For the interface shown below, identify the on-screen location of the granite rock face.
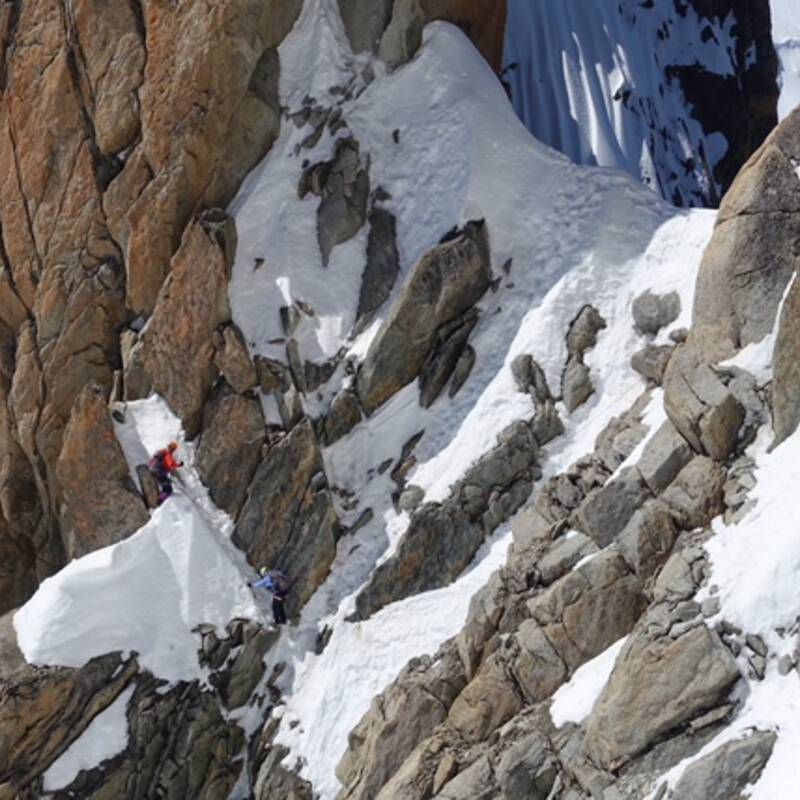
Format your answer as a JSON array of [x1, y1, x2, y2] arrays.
[[140, 210, 236, 438], [0, 0, 302, 604], [55, 383, 148, 560], [691, 107, 800, 362], [339, 0, 508, 71], [233, 420, 339, 615], [357, 221, 492, 415]]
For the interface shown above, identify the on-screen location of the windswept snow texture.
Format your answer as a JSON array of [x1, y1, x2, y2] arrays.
[[14, 398, 264, 684], [43, 685, 134, 792], [504, 0, 741, 207], [772, 0, 800, 118]]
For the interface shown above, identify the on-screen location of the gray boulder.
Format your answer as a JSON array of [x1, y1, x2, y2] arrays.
[[511, 354, 563, 444], [671, 731, 776, 800], [527, 549, 645, 672], [772, 272, 800, 446], [636, 420, 693, 495], [496, 731, 557, 800], [301, 138, 370, 266], [213, 623, 277, 710], [691, 107, 800, 361], [632, 290, 681, 336], [562, 359, 594, 412], [435, 754, 497, 800], [338, 0, 394, 53], [660, 456, 726, 530], [232, 420, 338, 614], [561, 305, 607, 413], [511, 619, 569, 702], [336, 646, 466, 800], [419, 310, 479, 408], [448, 344, 476, 399], [448, 651, 524, 742], [196, 384, 265, 518], [585, 625, 740, 769], [663, 347, 745, 460], [319, 389, 362, 447], [355, 207, 400, 330], [572, 467, 651, 548], [631, 344, 673, 384], [617, 499, 679, 582], [358, 221, 492, 414], [593, 394, 650, 471], [535, 532, 598, 586], [213, 324, 258, 394], [566, 305, 607, 355]]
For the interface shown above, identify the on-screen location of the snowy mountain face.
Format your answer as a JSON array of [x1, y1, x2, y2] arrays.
[[0, 1, 799, 799], [504, 0, 779, 207]]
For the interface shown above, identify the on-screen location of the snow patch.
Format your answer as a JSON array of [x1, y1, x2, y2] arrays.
[[43, 685, 135, 791], [550, 637, 627, 727]]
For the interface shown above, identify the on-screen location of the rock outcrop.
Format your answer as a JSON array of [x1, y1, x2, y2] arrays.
[[337, 287, 757, 799], [585, 624, 740, 769], [339, 0, 508, 71], [196, 383, 266, 519], [140, 210, 236, 437], [233, 420, 338, 614], [55, 383, 148, 560], [357, 221, 492, 415], [0, 0, 303, 605], [691, 106, 800, 361], [355, 418, 539, 619], [0, 617, 138, 797], [771, 273, 800, 446], [669, 730, 776, 800]]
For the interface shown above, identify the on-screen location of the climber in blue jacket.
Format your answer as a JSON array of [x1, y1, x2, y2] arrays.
[[249, 568, 290, 625]]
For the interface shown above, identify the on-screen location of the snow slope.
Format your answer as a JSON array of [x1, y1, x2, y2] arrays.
[[222, 5, 718, 793]]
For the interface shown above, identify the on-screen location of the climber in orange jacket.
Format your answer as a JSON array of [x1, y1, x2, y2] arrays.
[[149, 442, 184, 504]]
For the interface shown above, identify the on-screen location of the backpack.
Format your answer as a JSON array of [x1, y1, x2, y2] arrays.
[[148, 450, 166, 472], [269, 570, 290, 594]]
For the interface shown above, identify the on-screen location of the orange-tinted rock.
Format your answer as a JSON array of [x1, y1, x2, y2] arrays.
[[141, 210, 236, 436], [55, 383, 148, 560]]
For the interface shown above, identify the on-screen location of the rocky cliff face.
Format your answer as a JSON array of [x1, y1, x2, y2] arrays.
[[0, 0, 303, 615], [0, 1, 796, 799]]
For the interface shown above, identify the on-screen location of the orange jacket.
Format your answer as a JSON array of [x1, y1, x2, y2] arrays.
[[153, 449, 182, 473]]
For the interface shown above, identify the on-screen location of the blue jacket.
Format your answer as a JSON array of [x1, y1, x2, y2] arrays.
[[252, 572, 289, 597]]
